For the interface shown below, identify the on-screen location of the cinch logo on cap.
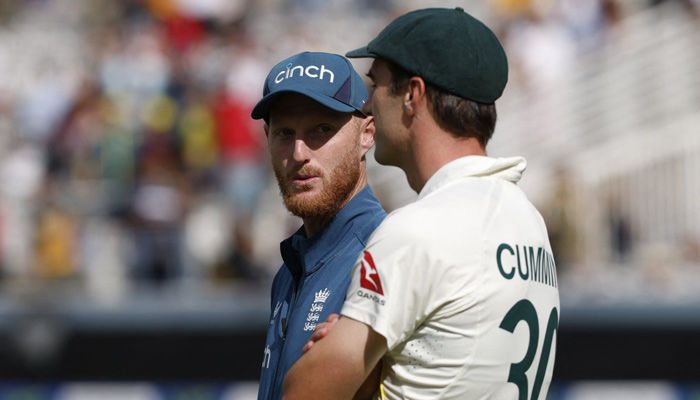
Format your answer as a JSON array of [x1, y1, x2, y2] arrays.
[[250, 51, 367, 122], [274, 63, 335, 84], [360, 251, 384, 295]]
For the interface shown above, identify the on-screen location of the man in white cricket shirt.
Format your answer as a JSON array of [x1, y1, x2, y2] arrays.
[[283, 8, 560, 400]]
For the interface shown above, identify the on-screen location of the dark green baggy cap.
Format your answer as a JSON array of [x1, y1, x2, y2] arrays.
[[346, 7, 508, 104]]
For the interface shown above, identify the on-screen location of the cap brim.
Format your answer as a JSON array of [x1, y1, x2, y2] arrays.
[[345, 47, 374, 58], [251, 89, 358, 121]]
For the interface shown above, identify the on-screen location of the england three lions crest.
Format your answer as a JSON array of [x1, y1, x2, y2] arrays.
[[304, 288, 330, 331]]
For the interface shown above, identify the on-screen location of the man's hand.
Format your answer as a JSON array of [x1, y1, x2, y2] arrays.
[[303, 313, 340, 354]]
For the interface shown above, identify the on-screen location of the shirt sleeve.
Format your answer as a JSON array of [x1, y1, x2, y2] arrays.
[[341, 215, 433, 350]]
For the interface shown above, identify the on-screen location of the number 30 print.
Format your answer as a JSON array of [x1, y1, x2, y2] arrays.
[[500, 300, 559, 400]]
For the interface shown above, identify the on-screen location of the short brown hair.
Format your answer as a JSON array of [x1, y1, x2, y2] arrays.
[[388, 61, 497, 148]]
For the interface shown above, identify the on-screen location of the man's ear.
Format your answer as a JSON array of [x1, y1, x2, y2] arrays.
[[264, 124, 270, 138], [403, 77, 427, 116], [359, 115, 375, 157]]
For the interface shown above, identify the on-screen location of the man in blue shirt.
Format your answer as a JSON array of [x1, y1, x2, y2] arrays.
[[251, 51, 386, 400]]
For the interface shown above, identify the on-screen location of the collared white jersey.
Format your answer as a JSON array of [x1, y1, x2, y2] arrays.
[[342, 156, 560, 400]]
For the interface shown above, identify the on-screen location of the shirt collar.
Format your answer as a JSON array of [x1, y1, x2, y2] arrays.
[[417, 156, 527, 201], [281, 185, 381, 278]]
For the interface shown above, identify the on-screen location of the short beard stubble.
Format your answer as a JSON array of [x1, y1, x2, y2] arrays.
[[274, 141, 362, 222]]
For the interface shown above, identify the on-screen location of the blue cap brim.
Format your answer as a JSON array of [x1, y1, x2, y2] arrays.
[[251, 89, 360, 122]]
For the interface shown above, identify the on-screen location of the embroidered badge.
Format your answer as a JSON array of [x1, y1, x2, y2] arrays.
[[304, 288, 330, 331]]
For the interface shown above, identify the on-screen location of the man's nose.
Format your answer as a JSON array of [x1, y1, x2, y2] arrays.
[[293, 138, 311, 163]]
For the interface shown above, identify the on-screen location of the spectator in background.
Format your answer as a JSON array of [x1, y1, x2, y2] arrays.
[[543, 166, 580, 271], [607, 190, 634, 264], [127, 131, 189, 284], [33, 203, 78, 279], [251, 51, 386, 400]]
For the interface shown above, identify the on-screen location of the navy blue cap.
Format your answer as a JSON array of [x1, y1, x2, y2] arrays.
[[251, 52, 368, 122]]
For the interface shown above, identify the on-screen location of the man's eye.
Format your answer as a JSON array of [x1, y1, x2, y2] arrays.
[[317, 125, 333, 134], [277, 129, 294, 137]]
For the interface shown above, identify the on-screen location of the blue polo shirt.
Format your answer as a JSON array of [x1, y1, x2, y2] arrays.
[[257, 185, 386, 400]]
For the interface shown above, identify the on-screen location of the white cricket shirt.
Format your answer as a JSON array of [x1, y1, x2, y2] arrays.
[[342, 156, 560, 400]]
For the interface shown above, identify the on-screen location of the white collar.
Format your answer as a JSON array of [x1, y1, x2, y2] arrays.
[[417, 156, 527, 200]]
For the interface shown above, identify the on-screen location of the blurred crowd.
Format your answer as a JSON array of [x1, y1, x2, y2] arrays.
[[0, 0, 691, 301], [0, 0, 282, 298]]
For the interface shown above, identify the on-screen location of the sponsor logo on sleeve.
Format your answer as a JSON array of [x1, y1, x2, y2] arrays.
[[357, 251, 385, 305], [360, 251, 384, 295]]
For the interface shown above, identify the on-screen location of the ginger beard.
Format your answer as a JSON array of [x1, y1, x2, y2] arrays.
[[273, 140, 361, 220]]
